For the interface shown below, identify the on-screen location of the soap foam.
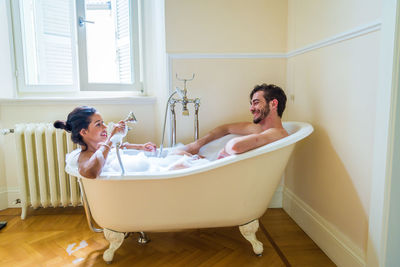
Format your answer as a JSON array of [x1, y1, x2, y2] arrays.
[[65, 134, 240, 177], [102, 150, 210, 174]]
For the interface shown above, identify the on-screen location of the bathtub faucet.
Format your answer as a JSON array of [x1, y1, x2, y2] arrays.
[[159, 74, 201, 157], [175, 73, 194, 116]]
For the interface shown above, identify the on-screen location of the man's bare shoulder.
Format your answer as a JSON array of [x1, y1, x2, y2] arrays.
[[260, 127, 289, 140], [227, 122, 263, 135]]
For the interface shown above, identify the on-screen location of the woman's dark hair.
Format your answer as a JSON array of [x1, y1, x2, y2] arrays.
[[54, 106, 97, 150], [250, 84, 287, 117]]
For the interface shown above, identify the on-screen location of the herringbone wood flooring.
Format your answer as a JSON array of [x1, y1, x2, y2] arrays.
[[0, 208, 335, 267]]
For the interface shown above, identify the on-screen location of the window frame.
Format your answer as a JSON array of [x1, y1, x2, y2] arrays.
[[76, 0, 143, 92], [10, 0, 143, 93], [11, 0, 80, 93]]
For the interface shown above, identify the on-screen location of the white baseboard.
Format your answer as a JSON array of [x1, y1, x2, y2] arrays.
[[283, 187, 365, 267], [0, 188, 8, 210], [268, 185, 283, 208], [6, 187, 21, 208]]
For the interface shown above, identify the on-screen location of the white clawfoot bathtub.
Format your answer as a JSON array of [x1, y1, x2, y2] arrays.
[[68, 121, 313, 263]]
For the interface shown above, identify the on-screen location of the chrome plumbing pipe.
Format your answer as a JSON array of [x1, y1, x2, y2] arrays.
[[194, 98, 200, 140], [78, 178, 103, 233], [159, 91, 178, 157], [1, 129, 14, 135], [168, 97, 201, 147], [158, 93, 201, 156], [114, 111, 137, 176], [159, 73, 200, 157], [170, 100, 177, 146], [115, 145, 125, 176]]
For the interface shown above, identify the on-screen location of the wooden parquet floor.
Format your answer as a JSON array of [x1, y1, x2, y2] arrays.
[[0, 208, 335, 267]]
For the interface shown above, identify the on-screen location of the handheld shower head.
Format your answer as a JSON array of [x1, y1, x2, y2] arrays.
[[124, 111, 137, 124], [110, 111, 136, 145]]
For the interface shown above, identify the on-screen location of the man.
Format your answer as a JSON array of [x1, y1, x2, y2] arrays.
[[183, 83, 288, 158]]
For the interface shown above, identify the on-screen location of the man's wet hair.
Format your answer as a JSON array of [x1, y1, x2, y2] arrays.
[[250, 84, 287, 117]]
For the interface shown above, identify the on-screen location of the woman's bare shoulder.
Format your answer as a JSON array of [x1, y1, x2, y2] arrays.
[[78, 150, 91, 161], [77, 151, 98, 178], [77, 150, 95, 168]]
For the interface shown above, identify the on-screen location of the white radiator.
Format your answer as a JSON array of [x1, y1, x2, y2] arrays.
[[14, 123, 81, 219]]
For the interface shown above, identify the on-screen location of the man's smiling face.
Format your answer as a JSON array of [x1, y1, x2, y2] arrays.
[[250, 91, 270, 124]]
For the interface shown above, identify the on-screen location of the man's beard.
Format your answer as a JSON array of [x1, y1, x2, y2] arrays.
[[253, 106, 270, 124]]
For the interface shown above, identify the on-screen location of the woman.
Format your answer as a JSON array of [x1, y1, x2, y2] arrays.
[[54, 106, 156, 178]]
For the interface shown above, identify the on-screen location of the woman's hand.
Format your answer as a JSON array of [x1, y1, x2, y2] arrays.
[[108, 121, 127, 145], [141, 142, 157, 152], [109, 121, 126, 137], [119, 142, 131, 149]]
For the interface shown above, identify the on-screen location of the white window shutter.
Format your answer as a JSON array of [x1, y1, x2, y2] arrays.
[[115, 0, 132, 84], [35, 0, 75, 85], [15, 0, 79, 92]]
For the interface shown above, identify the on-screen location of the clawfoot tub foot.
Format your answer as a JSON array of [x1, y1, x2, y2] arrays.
[[103, 228, 125, 263], [138, 231, 150, 244], [239, 219, 263, 256]]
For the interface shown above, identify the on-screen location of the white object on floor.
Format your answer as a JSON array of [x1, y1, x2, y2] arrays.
[[66, 240, 88, 256]]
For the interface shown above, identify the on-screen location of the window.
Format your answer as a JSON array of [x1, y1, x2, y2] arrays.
[[11, 0, 142, 93]]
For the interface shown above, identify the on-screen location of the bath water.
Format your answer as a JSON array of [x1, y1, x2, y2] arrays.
[[102, 148, 210, 173], [65, 134, 239, 177]]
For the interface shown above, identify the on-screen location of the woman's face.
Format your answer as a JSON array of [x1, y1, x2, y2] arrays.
[[80, 113, 108, 144]]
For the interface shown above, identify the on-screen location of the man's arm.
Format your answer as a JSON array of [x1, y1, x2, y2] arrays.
[[184, 122, 259, 155], [224, 128, 288, 155]]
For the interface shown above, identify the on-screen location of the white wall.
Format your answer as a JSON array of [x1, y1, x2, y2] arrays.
[[287, 0, 381, 51], [166, 0, 287, 53], [284, 0, 382, 265], [165, 0, 288, 144], [0, 108, 6, 209], [367, 1, 400, 265], [0, 0, 15, 99], [0, 0, 16, 209]]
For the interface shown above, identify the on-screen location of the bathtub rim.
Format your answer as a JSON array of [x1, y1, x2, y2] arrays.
[[92, 121, 313, 181]]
